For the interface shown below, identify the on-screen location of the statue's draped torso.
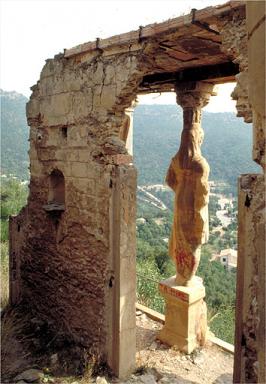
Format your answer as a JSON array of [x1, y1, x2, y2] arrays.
[[167, 154, 209, 284], [166, 81, 216, 286]]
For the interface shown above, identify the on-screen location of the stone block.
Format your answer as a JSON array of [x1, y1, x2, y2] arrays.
[[41, 94, 72, 126], [29, 146, 38, 160], [72, 90, 93, 117], [93, 85, 103, 108], [74, 178, 96, 196], [26, 99, 40, 120], [100, 86, 117, 109], [63, 71, 83, 92], [93, 62, 104, 84], [107, 154, 133, 165], [39, 76, 56, 97], [67, 125, 88, 147], [30, 160, 43, 176], [71, 162, 87, 178], [78, 151, 90, 162], [38, 149, 56, 161], [116, 67, 130, 84], [158, 276, 207, 353], [104, 64, 116, 85]]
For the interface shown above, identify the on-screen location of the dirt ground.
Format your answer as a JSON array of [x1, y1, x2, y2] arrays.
[[1, 308, 234, 384], [133, 312, 233, 384]]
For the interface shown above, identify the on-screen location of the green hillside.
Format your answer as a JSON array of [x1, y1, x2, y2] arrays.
[[133, 104, 260, 187], [0, 92, 260, 187], [0, 90, 29, 180]]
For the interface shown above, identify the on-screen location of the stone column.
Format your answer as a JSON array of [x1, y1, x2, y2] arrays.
[[107, 155, 137, 378], [234, 174, 265, 384], [233, 3, 265, 383], [158, 81, 216, 352]]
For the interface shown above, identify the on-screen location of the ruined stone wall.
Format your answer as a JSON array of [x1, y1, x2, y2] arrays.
[[247, 2, 266, 170], [219, 6, 252, 124], [233, 3, 265, 384], [10, 49, 146, 373], [246, 7, 266, 378], [235, 174, 265, 383]]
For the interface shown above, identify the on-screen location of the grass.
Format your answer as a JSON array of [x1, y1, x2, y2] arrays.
[[1, 241, 9, 308], [1, 306, 32, 381]]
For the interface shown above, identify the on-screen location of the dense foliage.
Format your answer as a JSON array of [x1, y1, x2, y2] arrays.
[[1, 179, 28, 242], [0, 179, 28, 307]]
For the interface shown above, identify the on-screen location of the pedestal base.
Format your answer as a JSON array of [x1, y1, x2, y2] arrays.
[[158, 276, 207, 354]]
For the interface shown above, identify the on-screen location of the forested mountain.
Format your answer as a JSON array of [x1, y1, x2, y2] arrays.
[[0, 90, 29, 180], [134, 105, 261, 187], [0, 91, 260, 186]]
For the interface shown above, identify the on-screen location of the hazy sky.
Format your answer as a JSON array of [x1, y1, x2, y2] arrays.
[[0, 0, 236, 112]]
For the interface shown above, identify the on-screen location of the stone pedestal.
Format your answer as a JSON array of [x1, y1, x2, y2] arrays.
[[158, 276, 207, 353]]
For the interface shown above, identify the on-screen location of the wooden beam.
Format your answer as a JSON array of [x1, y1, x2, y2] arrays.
[[140, 62, 239, 88], [64, 2, 245, 58]]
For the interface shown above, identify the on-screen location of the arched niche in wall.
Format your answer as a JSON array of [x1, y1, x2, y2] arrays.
[[43, 169, 65, 212], [48, 169, 65, 204]]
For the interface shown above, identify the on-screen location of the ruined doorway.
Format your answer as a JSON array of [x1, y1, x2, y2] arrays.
[[130, 82, 258, 351]]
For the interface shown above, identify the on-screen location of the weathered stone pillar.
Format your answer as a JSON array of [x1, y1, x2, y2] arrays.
[[106, 155, 137, 378], [234, 174, 265, 383], [233, 3, 265, 383], [158, 81, 216, 352]]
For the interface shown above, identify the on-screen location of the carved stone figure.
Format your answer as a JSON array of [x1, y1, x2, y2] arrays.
[[166, 82, 216, 286]]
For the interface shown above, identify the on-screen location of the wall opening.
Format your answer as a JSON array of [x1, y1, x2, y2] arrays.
[[48, 169, 65, 205], [61, 126, 68, 139], [130, 82, 258, 347]]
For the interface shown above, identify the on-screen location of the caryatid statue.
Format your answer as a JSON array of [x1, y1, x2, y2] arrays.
[[166, 82, 216, 287]]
